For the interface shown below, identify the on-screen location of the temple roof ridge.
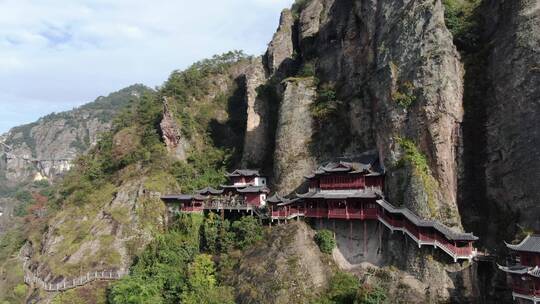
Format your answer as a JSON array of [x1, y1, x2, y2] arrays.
[[225, 169, 261, 177], [498, 264, 540, 278], [197, 186, 224, 195], [305, 151, 384, 179], [505, 234, 540, 253], [236, 185, 270, 193]]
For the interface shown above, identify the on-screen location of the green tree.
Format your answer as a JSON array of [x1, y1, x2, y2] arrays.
[[108, 277, 162, 304], [201, 213, 236, 253], [314, 271, 360, 304], [314, 229, 336, 254], [355, 283, 388, 304], [231, 216, 263, 249], [181, 254, 235, 304]]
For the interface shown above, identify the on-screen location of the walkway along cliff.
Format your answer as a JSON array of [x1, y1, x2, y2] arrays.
[[162, 152, 479, 263]]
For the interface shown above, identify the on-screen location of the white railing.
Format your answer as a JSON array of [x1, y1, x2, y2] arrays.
[[23, 261, 128, 292]]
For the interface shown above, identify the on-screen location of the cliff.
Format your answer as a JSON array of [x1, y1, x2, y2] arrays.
[[482, 0, 539, 244], [3, 0, 538, 303]]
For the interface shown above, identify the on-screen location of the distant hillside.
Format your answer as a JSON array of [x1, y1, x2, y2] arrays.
[[0, 84, 153, 186]]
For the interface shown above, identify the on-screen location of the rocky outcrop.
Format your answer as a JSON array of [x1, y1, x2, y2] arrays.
[[369, 0, 464, 227], [160, 97, 189, 161], [260, 0, 469, 301], [0, 85, 151, 184], [484, 0, 540, 234], [273, 78, 318, 195], [226, 221, 334, 304], [265, 9, 295, 75], [240, 58, 270, 167], [27, 178, 163, 283]]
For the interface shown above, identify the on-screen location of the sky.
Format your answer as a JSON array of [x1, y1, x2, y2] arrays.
[[0, 0, 294, 133]]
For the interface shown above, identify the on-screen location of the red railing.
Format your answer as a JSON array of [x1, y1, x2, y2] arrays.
[[512, 285, 540, 297], [328, 209, 348, 219], [289, 207, 301, 215], [419, 230, 435, 242], [276, 202, 474, 259], [347, 208, 362, 218], [305, 208, 328, 218], [181, 206, 203, 212], [363, 208, 379, 219], [271, 210, 288, 217]]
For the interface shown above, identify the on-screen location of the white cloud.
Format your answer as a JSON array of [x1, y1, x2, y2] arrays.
[[0, 0, 294, 133]]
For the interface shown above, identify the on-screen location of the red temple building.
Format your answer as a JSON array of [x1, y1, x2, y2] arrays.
[[162, 153, 478, 262], [161, 194, 206, 214], [162, 169, 269, 214], [499, 235, 540, 303], [267, 155, 478, 262]]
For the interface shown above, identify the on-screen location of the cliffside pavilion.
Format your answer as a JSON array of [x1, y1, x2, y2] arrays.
[[162, 154, 478, 262], [161, 169, 269, 215], [499, 235, 540, 303], [267, 155, 477, 262]]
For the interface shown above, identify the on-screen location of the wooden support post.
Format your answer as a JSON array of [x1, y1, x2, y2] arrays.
[[379, 221, 382, 254], [349, 220, 352, 251], [363, 220, 367, 256], [220, 207, 225, 239], [333, 219, 336, 239]]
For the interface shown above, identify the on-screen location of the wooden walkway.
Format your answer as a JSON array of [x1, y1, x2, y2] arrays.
[[23, 261, 128, 292]]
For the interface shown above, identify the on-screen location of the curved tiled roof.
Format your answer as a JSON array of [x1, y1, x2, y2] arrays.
[[161, 194, 193, 200], [267, 194, 300, 206], [498, 264, 529, 275], [198, 187, 224, 195], [161, 194, 207, 201], [236, 186, 270, 193], [505, 235, 540, 253], [304, 152, 384, 179], [226, 169, 261, 177], [499, 265, 540, 278], [267, 193, 286, 204], [296, 189, 380, 200]]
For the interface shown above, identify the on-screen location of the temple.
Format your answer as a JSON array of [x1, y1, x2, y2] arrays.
[[267, 155, 477, 262], [499, 235, 540, 303], [161, 169, 269, 215], [162, 153, 478, 262]]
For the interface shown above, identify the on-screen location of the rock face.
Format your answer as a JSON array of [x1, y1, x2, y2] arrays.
[[257, 0, 468, 301], [226, 221, 334, 304], [240, 58, 270, 167], [265, 9, 295, 75], [160, 97, 189, 161], [0, 84, 151, 184], [262, 0, 463, 224], [483, 0, 540, 234], [273, 78, 318, 194], [26, 178, 163, 283]]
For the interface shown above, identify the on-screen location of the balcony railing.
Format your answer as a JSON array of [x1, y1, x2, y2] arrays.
[[181, 206, 203, 212], [512, 286, 540, 297], [204, 198, 251, 210]]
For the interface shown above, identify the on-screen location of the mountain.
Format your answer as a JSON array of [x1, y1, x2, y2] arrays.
[[1, 0, 538, 303], [0, 84, 153, 186]]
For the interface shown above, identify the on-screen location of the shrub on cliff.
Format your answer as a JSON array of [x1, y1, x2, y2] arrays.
[[355, 283, 388, 304], [314, 271, 360, 304], [231, 216, 263, 250], [314, 229, 335, 254]]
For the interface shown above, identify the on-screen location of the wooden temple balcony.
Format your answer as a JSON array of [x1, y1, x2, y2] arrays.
[[180, 206, 204, 213], [204, 198, 253, 211], [512, 283, 540, 304], [512, 285, 540, 297]]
